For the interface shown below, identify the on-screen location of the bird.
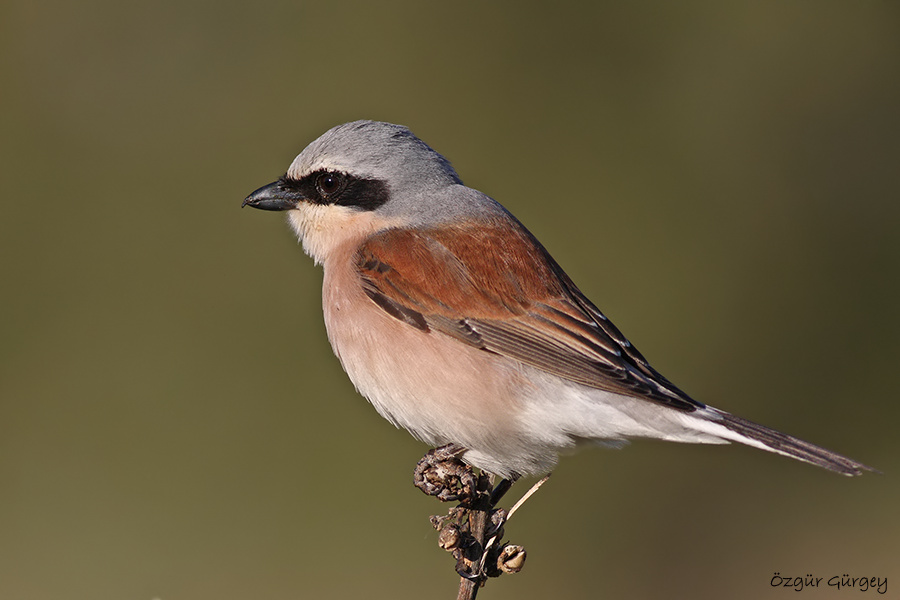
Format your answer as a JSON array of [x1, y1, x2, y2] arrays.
[[243, 119, 872, 481]]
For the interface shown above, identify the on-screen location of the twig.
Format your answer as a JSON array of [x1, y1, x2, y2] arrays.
[[456, 482, 492, 600], [415, 446, 532, 599]]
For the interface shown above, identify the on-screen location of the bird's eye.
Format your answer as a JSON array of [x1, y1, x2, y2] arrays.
[[316, 172, 343, 197]]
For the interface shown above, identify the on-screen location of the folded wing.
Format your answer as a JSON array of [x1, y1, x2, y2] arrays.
[[355, 221, 703, 412]]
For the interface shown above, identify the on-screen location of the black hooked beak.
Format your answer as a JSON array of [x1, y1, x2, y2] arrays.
[[242, 180, 302, 211]]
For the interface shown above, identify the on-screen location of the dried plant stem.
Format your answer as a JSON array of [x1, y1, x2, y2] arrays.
[[456, 486, 492, 600], [415, 446, 532, 599]]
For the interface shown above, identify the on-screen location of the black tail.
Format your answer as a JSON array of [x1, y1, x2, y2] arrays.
[[709, 408, 876, 476]]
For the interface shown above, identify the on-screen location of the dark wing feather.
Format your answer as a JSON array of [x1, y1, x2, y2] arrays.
[[355, 221, 703, 412]]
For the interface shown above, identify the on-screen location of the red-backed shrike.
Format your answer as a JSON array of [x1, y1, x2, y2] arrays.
[[244, 120, 871, 480]]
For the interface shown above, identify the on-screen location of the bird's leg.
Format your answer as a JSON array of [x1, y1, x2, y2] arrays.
[[488, 476, 517, 507]]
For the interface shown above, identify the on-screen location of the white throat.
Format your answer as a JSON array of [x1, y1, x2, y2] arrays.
[[286, 203, 402, 265]]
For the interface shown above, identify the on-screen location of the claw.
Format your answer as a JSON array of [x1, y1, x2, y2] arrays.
[[455, 558, 482, 581]]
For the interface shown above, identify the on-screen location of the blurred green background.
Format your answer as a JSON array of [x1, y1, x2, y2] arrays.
[[2, 1, 898, 599]]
